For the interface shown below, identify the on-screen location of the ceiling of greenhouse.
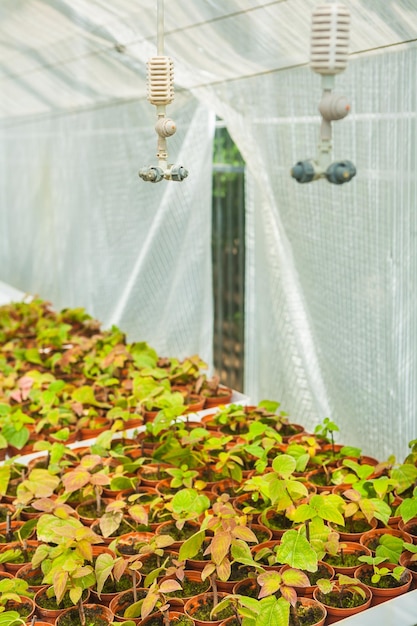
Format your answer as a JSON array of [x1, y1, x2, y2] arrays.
[[1, 0, 417, 123]]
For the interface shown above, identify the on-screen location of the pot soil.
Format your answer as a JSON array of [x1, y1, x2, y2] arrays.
[[313, 583, 372, 624], [290, 597, 326, 626], [184, 593, 235, 626], [4, 597, 35, 621]]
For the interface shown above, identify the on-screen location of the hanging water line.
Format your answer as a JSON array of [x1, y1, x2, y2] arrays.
[[138, 0, 188, 183]]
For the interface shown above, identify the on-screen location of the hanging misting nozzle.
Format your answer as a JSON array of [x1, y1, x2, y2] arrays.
[[291, 1, 356, 184], [139, 1, 188, 183]]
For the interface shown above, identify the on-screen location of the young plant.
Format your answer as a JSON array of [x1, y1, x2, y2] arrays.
[[32, 512, 101, 626], [98, 499, 149, 539], [244, 454, 309, 519], [123, 579, 182, 624], [315, 574, 368, 608], [314, 417, 339, 455], [211, 565, 312, 626], [179, 494, 259, 605], [357, 554, 407, 586], [0, 578, 33, 624], [61, 453, 110, 516], [339, 485, 392, 527]]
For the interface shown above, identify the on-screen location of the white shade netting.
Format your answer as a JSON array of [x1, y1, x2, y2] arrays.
[[1, 0, 417, 461]]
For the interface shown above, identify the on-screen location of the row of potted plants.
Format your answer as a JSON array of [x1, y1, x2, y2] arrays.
[[0, 298, 234, 458], [0, 298, 416, 626], [0, 404, 415, 626]]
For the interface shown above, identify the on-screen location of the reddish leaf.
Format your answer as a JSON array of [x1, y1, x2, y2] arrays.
[[211, 531, 231, 565], [159, 580, 182, 594], [62, 469, 91, 493], [53, 570, 68, 604], [280, 585, 298, 607]]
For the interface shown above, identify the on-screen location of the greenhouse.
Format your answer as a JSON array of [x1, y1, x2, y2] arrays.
[[0, 2, 417, 625]]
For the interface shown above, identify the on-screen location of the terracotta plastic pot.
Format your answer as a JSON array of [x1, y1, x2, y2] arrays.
[[313, 582, 372, 625], [159, 569, 211, 611], [15, 563, 47, 592], [232, 577, 259, 597], [203, 386, 233, 408], [54, 603, 114, 626], [112, 531, 155, 557], [34, 586, 90, 623], [354, 562, 413, 605], [75, 498, 114, 526], [109, 588, 151, 623], [257, 509, 298, 539], [79, 418, 111, 440], [399, 550, 417, 584], [359, 527, 413, 553], [250, 540, 282, 571], [137, 463, 173, 487], [332, 515, 378, 542], [398, 517, 417, 544], [291, 596, 327, 626], [322, 541, 372, 575], [0, 539, 40, 574], [3, 596, 35, 623]]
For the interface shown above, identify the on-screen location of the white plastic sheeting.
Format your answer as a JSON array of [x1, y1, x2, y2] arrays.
[[0, 97, 215, 362], [1, 1, 417, 460]]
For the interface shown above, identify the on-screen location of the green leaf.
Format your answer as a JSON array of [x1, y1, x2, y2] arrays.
[[178, 530, 205, 561], [276, 530, 318, 572], [375, 534, 404, 564], [271, 455, 297, 478], [369, 499, 392, 526], [72, 385, 110, 407], [2, 424, 29, 449], [69, 586, 82, 605], [257, 596, 290, 626], [95, 553, 115, 596], [0, 611, 23, 626], [123, 601, 143, 619], [171, 488, 210, 516], [391, 464, 417, 494], [36, 514, 83, 544], [231, 539, 257, 567], [109, 476, 135, 492], [396, 498, 417, 524], [0, 465, 11, 495]]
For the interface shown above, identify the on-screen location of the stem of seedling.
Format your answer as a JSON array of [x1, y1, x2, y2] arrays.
[[78, 596, 86, 626], [211, 572, 218, 608], [95, 485, 101, 516], [6, 512, 13, 543], [162, 606, 171, 626], [132, 570, 137, 603], [305, 519, 311, 543]]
